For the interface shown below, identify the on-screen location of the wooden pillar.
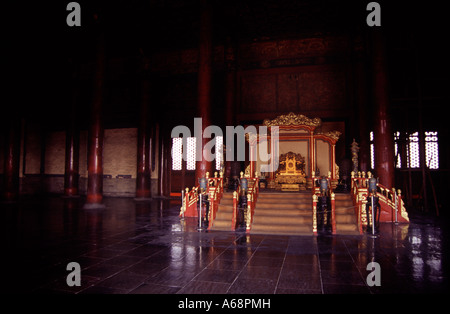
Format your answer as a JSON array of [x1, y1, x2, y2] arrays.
[[158, 126, 170, 198], [331, 144, 336, 179], [195, 0, 213, 184], [354, 47, 371, 172], [64, 119, 80, 197], [249, 138, 256, 178], [310, 132, 315, 177], [136, 58, 152, 199], [84, 18, 105, 209], [64, 66, 80, 197], [163, 136, 171, 197], [371, 29, 395, 189], [2, 118, 20, 202], [224, 36, 236, 127], [158, 125, 163, 197], [224, 36, 236, 181]]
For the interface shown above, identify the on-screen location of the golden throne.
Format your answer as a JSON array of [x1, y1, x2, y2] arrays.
[[275, 151, 307, 191]]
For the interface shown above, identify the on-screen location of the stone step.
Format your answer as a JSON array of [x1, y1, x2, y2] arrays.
[[335, 213, 357, 224], [250, 223, 312, 235], [255, 202, 312, 210], [257, 193, 311, 200], [253, 214, 312, 225], [252, 207, 311, 216]]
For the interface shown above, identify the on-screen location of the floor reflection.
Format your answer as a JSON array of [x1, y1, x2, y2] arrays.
[[0, 196, 448, 294]]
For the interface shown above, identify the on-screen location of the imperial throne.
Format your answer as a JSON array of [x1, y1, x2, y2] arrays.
[[274, 151, 307, 191]]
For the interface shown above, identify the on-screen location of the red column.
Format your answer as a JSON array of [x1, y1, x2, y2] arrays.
[[136, 59, 152, 199], [372, 29, 395, 189], [2, 119, 20, 202], [354, 47, 370, 172], [195, 0, 213, 184], [64, 121, 79, 197], [84, 20, 105, 209], [158, 127, 170, 198], [64, 69, 80, 197], [224, 36, 236, 181], [224, 36, 236, 127], [163, 136, 171, 197]]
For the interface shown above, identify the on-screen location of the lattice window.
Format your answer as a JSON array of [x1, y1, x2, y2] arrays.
[[425, 131, 439, 169], [171, 138, 182, 170], [407, 132, 420, 168], [370, 131, 375, 170], [369, 131, 439, 170], [394, 131, 401, 168], [215, 136, 223, 171], [186, 137, 196, 170]]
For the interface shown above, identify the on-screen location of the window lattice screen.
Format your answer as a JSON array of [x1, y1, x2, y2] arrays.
[[407, 132, 420, 168], [171, 138, 182, 170], [215, 136, 223, 171], [370, 131, 439, 170], [186, 137, 196, 170], [394, 131, 401, 168], [425, 131, 439, 169]]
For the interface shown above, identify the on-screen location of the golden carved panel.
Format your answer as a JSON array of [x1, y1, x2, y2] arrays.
[[263, 112, 321, 127]]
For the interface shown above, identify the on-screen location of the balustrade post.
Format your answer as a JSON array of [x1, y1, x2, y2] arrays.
[[361, 193, 368, 228], [331, 192, 336, 234], [246, 193, 252, 232], [398, 189, 404, 221], [180, 189, 185, 218], [312, 194, 318, 235], [232, 191, 238, 230], [393, 188, 398, 223], [357, 194, 363, 234], [198, 193, 204, 231]]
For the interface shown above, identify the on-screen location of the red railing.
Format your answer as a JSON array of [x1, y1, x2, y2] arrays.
[[230, 171, 260, 232], [350, 171, 409, 234], [179, 171, 224, 226], [350, 173, 368, 234], [207, 173, 224, 229]]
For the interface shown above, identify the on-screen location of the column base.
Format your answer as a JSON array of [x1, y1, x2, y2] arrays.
[[134, 197, 153, 202], [82, 202, 106, 210], [62, 194, 81, 199]]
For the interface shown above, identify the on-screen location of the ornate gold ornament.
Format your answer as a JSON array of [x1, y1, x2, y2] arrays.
[[315, 130, 341, 140], [263, 112, 322, 127], [274, 151, 307, 191]]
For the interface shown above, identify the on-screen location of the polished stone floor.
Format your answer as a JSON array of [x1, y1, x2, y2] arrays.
[[1, 196, 449, 294]]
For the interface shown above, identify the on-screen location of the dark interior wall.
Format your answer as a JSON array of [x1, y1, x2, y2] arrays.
[[1, 1, 448, 209]]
